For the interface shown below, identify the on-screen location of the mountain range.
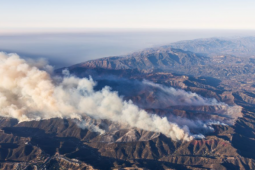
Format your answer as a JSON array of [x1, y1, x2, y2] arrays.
[[1, 37, 255, 169]]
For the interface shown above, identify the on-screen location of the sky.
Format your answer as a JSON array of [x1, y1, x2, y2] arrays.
[[1, 0, 255, 67], [1, 0, 255, 33]]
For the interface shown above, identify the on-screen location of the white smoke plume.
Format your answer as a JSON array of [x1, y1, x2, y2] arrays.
[[75, 119, 106, 135], [143, 80, 218, 105], [142, 80, 243, 124], [0, 52, 194, 141]]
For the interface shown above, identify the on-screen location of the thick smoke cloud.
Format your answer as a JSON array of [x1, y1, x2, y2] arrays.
[[0, 53, 242, 141], [0, 52, 193, 141]]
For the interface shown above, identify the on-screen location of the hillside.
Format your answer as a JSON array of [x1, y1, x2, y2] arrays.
[[72, 48, 208, 71]]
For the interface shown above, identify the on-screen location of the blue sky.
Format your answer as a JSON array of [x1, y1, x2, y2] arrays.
[[1, 0, 255, 33]]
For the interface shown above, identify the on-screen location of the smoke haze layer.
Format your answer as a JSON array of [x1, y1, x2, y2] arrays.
[[0, 53, 242, 141]]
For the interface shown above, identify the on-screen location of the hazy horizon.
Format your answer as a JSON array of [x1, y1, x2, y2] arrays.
[[1, 29, 255, 68]]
